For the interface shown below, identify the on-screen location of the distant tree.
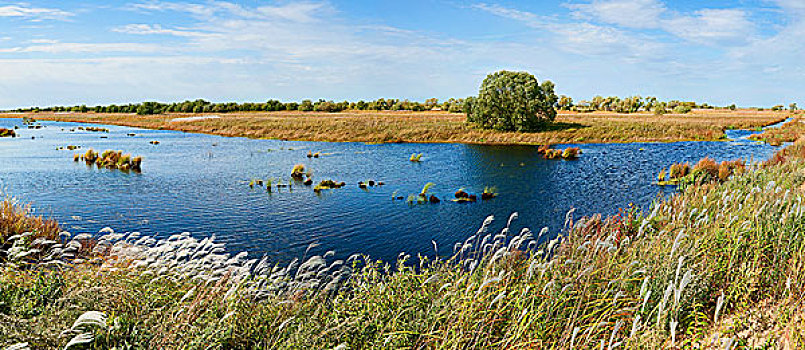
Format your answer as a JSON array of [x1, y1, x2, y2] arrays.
[[424, 98, 439, 110], [298, 100, 314, 112], [728, 104, 737, 111], [557, 95, 574, 111], [653, 102, 668, 115], [467, 70, 557, 132], [791, 103, 798, 111], [673, 105, 692, 114], [771, 105, 784, 111]]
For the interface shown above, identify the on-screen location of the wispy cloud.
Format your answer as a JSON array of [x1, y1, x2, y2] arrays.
[[0, 4, 73, 21], [664, 9, 755, 46], [112, 24, 214, 38], [0, 42, 162, 54], [567, 0, 665, 29], [473, 2, 663, 59]]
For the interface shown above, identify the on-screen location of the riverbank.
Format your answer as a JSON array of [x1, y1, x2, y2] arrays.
[[4, 138, 805, 348], [4, 109, 790, 145]]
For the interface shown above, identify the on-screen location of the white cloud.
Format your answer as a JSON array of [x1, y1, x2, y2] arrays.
[[664, 9, 755, 45], [130, 1, 331, 22], [0, 42, 162, 54], [471, 3, 543, 24], [0, 4, 73, 21], [473, 2, 663, 59], [28, 39, 59, 44], [565, 1, 756, 46], [112, 24, 213, 37], [567, 0, 666, 29]]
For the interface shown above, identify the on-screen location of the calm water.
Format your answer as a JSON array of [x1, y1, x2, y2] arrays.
[[0, 118, 780, 262]]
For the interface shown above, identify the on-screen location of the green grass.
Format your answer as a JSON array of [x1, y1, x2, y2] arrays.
[[4, 144, 805, 348]]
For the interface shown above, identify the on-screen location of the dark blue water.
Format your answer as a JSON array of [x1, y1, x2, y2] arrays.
[[0, 117, 780, 263]]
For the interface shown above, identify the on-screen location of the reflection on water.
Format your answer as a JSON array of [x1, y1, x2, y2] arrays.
[[0, 118, 780, 263]]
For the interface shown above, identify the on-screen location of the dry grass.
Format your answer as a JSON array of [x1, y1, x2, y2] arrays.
[[0, 195, 60, 244], [750, 116, 805, 145], [9, 109, 788, 145]]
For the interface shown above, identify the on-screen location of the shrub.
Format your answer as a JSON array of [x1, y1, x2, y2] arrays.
[[693, 157, 719, 179], [562, 147, 580, 159], [673, 105, 692, 114], [668, 162, 690, 179]]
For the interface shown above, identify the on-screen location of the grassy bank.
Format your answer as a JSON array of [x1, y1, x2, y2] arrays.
[[4, 139, 805, 348], [8, 109, 789, 145]]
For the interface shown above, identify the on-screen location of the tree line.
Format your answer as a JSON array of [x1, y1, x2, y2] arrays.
[[8, 94, 796, 117], [11, 98, 469, 115]]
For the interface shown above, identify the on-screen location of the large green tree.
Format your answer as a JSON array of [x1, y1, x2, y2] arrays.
[[467, 70, 557, 132]]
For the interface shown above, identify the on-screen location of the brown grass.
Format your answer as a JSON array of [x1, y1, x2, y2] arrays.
[[0, 195, 60, 243], [750, 115, 805, 145], [5, 109, 788, 145]]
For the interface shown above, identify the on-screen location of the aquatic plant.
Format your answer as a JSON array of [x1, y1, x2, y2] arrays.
[[658, 167, 666, 182], [537, 144, 551, 154], [562, 147, 580, 159], [291, 164, 306, 179], [410, 153, 423, 162], [313, 179, 344, 193], [149, 140, 160, 145], [668, 162, 690, 179], [82, 149, 98, 163], [0, 128, 17, 137], [420, 182, 435, 196], [481, 186, 498, 200], [75, 149, 142, 171], [84, 127, 109, 132]]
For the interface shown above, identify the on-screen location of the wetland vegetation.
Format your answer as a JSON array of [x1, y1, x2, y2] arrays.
[[5, 137, 805, 347], [75, 149, 142, 172]]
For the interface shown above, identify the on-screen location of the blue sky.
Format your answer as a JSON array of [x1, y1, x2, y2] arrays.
[[0, 0, 803, 109]]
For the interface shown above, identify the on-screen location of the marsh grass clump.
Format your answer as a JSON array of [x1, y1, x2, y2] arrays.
[[409, 153, 423, 162], [405, 182, 438, 204], [692, 157, 719, 179], [668, 162, 690, 179], [291, 164, 306, 179], [313, 179, 344, 193], [481, 186, 498, 200], [718, 159, 746, 181], [562, 147, 580, 159], [82, 149, 98, 163], [660, 158, 745, 186], [75, 149, 142, 171], [540, 145, 581, 159], [452, 188, 477, 203], [84, 127, 109, 133], [0, 128, 16, 137]]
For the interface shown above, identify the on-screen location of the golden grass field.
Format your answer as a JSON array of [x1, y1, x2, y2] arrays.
[[9, 109, 792, 144]]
